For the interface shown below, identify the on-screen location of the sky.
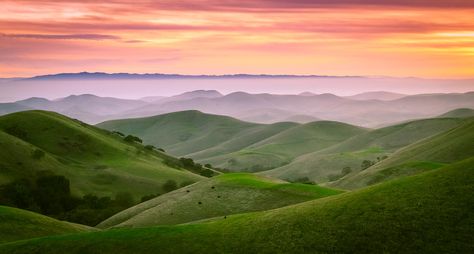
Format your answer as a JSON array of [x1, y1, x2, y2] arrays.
[[1, 0, 474, 78]]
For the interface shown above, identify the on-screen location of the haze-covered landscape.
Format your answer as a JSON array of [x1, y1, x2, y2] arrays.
[[1, 0, 473, 253]]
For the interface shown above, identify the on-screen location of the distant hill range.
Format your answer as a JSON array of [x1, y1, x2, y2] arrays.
[[1, 90, 473, 127], [98, 109, 474, 188], [25, 72, 361, 80]]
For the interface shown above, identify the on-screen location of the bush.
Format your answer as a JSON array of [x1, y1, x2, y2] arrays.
[[200, 169, 214, 177], [361, 160, 375, 170], [291, 177, 316, 185], [112, 131, 125, 137], [124, 135, 142, 143], [144, 145, 155, 151]]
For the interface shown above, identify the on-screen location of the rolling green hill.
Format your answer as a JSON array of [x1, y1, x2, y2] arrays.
[[437, 108, 474, 118], [202, 121, 367, 170], [0, 206, 94, 244], [97, 110, 263, 156], [1, 157, 472, 253], [334, 117, 474, 189], [98, 111, 366, 171], [98, 173, 343, 228], [261, 117, 466, 183], [0, 110, 203, 200]]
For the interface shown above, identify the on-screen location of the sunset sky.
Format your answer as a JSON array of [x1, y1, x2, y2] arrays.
[[1, 0, 474, 78]]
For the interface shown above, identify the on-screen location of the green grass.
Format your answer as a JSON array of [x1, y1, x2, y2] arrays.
[[97, 173, 343, 228], [262, 117, 466, 183], [97, 110, 262, 156], [98, 111, 367, 171], [2, 157, 472, 253], [0, 206, 95, 244], [335, 117, 474, 189], [210, 121, 367, 170], [0, 110, 203, 199]]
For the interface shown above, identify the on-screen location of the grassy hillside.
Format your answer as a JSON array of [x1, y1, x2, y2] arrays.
[[2, 158, 472, 253], [0, 206, 94, 244], [97, 110, 262, 156], [98, 173, 343, 228], [438, 108, 474, 118], [185, 121, 298, 164], [0, 110, 203, 199], [262, 117, 465, 182], [98, 111, 366, 171], [203, 121, 367, 170], [334, 117, 474, 189]]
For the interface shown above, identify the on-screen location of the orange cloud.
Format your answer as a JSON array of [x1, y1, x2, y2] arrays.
[[0, 0, 473, 78]]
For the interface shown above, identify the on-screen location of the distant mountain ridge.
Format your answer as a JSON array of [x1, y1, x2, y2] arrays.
[[346, 91, 407, 101], [1, 91, 473, 126], [25, 72, 363, 80]]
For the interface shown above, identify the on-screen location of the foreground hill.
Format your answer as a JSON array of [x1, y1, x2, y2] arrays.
[[261, 117, 465, 182], [0, 110, 203, 199], [98, 173, 343, 228], [2, 158, 472, 253], [334, 117, 474, 189], [0, 206, 94, 244]]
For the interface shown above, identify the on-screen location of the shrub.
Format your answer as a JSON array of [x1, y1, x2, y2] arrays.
[[144, 145, 155, 151], [112, 131, 125, 137], [361, 160, 375, 170], [124, 135, 142, 143]]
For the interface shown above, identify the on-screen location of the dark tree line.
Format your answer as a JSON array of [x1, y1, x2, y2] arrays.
[[0, 175, 138, 226], [164, 157, 216, 177]]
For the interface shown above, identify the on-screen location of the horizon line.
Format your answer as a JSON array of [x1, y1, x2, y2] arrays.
[[2, 71, 474, 80]]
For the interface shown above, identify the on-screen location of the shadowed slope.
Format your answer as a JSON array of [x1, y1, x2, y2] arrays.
[[0, 206, 94, 244], [98, 173, 343, 228], [0, 111, 203, 199]]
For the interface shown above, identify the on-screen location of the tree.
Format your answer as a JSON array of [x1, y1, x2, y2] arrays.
[[124, 135, 142, 143], [144, 145, 155, 151], [342, 166, 352, 175], [35, 175, 72, 214], [0, 179, 36, 210], [179, 157, 195, 168], [112, 131, 125, 137], [361, 160, 374, 170], [163, 180, 178, 193], [200, 169, 214, 177], [204, 163, 212, 169]]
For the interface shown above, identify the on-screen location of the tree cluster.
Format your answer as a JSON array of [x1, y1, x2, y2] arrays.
[[0, 175, 138, 226]]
